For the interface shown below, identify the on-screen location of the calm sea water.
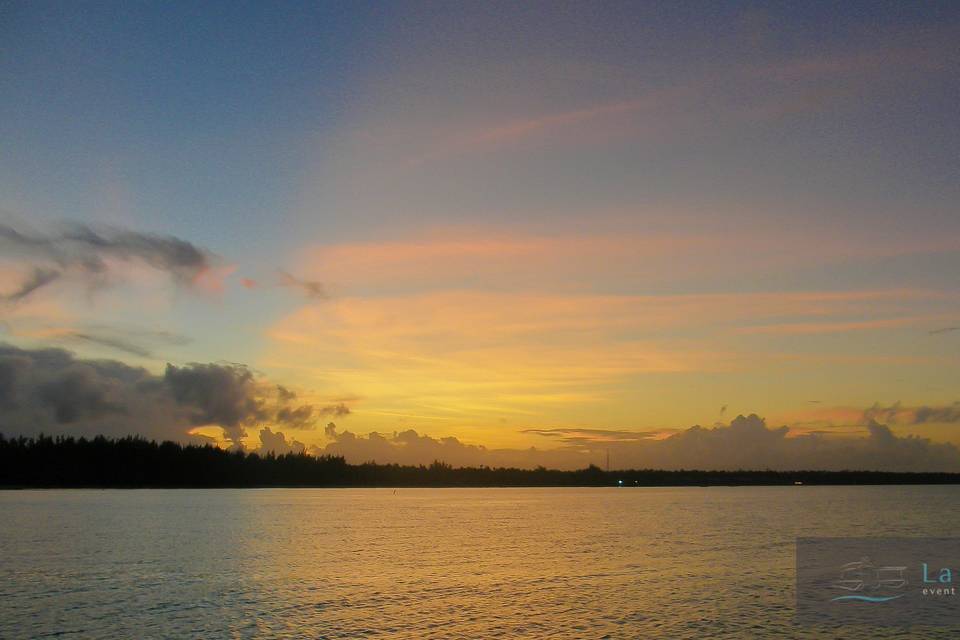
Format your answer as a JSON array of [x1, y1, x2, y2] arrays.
[[1, 486, 958, 639]]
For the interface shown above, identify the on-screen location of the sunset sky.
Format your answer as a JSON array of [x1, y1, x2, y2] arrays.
[[2, 2, 959, 469]]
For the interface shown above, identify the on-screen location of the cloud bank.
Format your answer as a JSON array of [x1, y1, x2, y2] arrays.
[[2, 343, 958, 471], [0, 343, 332, 446], [317, 414, 960, 472]]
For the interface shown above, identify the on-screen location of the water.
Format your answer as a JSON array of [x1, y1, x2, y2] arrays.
[[1, 486, 958, 639]]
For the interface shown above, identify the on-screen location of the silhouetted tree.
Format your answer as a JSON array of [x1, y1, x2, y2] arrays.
[[1, 432, 957, 488]]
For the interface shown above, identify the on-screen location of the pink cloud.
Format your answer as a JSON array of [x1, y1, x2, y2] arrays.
[[292, 225, 960, 296]]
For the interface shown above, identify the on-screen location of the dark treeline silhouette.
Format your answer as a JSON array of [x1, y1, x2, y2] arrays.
[[3, 433, 960, 488]]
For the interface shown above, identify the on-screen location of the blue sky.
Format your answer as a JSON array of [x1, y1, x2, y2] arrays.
[[2, 2, 959, 462]]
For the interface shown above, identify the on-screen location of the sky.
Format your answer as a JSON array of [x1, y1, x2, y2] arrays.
[[2, 1, 959, 470]]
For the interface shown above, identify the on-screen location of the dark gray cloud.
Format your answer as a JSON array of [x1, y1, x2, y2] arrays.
[[863, 401, 902, 424], [273, 388, 314, 427], [278, 270, 327, 300], [164, 362, 264, 444], [319, 402, 351, 417], [0, 343, 180, 440], [914, 403, 960, 424], [275, 405, 315, 429], [0, 222, 215, 302], [63, 226, 209, 284], [863, 401, 960, 425], [929, 326, 958, 335], [0, 356, 20, 408], [270, 388, 349, 429], [0, 343, 337, 446], [162, 361, 347, 444], [36, 368, 126, 423]]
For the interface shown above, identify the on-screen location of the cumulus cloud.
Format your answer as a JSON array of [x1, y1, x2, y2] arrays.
[[316, 422, 574, 469], [610, 414, 959, 472], [254, 427, 306, 456], [316, 414, 960, 472], [36, 367, 126, 423], [0, 343, 338, 446], [0, 344, 189, 441], [0, 222, 215, 303], [162, 361, 348, 444], [163, 362, 264, 445]]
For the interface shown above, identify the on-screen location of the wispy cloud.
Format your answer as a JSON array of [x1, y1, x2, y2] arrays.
[[408, 86, 698, 164], [863, 401, 960, 426], [263, 284, 959, 427], [520, 427, 668, 443], [295, 227, 960, 296], [359, 28, 960, 168], [0, 222, 218, 303], [278, 270, 327, 300], [733, 316, 931, 335], [929, 326, 959, 335], [6, 324, 191, 359], [1, 267, 61, 303]]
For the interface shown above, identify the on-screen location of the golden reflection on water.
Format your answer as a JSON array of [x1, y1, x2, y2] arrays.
[[1, 486, 958, 638]]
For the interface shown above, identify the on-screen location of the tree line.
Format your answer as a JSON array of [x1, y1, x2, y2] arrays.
[[2, 433, 959, 488]]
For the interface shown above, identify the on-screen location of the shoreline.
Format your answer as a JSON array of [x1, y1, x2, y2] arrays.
[[4, 480, 960, 490]]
